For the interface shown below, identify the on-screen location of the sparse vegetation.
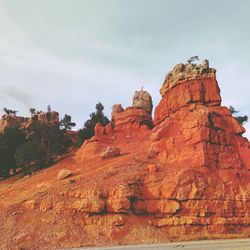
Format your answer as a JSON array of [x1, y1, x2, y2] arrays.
[[3, 107, 18, 115], [229, 106, 248, 125], [187, 55, 199, 64], [77, 102, 110, 144], [0, 107, 76, 178], [0, 125, 26, 177], [15, 122, 67, 174], [0, 102, 109, 178], [60, 114, 76, 131]]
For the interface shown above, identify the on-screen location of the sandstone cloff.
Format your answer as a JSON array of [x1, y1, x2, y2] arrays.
[[0, 60, 250, 249], [0, 110, 59, 133]]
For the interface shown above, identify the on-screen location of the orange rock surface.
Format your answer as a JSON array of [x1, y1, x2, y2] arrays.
[[0, 61, 250, 249]]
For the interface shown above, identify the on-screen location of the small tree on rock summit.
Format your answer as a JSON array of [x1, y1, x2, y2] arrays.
[[229, 106, 248, 125], [187, 56, 199, 64]]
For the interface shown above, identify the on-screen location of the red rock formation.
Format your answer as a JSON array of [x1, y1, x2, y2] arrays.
[[0, 61, 250, 249], [152, 61, 249, 170], [0, 114, 27, 133], [110, 89, 153, 133], [75, 89, 153, 162], [74, 60, 250, 245], [148, 60, 250, 229], [112, 107, 152, 132], [0, 111, 59, 133]]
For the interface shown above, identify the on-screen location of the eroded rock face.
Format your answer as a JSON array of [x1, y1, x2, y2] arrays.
[[107, 89, 153, 134], [155, 62, 221, 126], [75, 60, 249, 244], [0, 111, 60, 133], [132, 89, 153, 114], [0, 114, 27, 133], [112, 107, 153, 132], [1, 60, 250, 249], [152, 61, 249, 171], [112, 104, 124, 117], [160, 60, 216, 96]]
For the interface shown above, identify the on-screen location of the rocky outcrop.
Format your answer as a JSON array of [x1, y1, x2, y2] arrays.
[[57, 169, 72, 180], [132, 88, 153, 114], [111, 104, 124, 117], [155, 62, 221, 126], [101, 146, 121, 159], [160, 59, 216, 96], [75, 89, 153, 163], [110, 89, 153, 133], [73, 60, 250, 246], [0, 114, 27, 133], [37, 111, 59, 124], [112, 107, 153, 132], [152, 60, 249, 170], [0, 111, 60, 133], [22, 111, 59, 128], [145, 60, 250, 233], [1, 60, 250, 249]]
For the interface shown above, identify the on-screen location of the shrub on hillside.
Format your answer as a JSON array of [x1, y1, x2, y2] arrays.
[[0, 126, 26, 177]]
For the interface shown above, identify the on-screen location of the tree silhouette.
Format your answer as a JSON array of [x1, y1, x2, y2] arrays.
[[0, 126, 26, 177], [3, 107, 18, 116], [229, 106, 248, 125], [77, 102, 110, 144], [187, 56, 199, 64], [29, 108, 36, 117], [60, 114, 76, 131]]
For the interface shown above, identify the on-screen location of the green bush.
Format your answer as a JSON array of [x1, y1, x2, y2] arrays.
[[0, 126, 26, 177], [77, 102, 110, 144]]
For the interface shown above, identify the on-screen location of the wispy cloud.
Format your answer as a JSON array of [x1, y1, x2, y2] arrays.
[[0, 0, 249, 137], [0, 86, 33, 106]]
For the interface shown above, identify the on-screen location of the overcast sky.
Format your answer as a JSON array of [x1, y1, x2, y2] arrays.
[[0, 0, 249, 138]]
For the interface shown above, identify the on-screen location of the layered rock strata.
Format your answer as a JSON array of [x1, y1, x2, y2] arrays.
[[1, 60, 250, 249], [75, 60, 250, 241]]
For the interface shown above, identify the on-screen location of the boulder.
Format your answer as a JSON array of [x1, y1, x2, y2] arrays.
[[57, 169, 72, 180], [147, 164, 158, 173], [101, 146, 121, 159], [132, 88, 153, 114], [71, 198, 105, 213]]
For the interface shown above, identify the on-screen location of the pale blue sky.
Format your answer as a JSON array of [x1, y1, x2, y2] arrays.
[[0, 0, 249, 138]]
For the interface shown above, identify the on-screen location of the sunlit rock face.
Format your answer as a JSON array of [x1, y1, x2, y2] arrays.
[[152, 60, 249, 171], [1, 60, 250, 249], [155, 60, 221, 126], [110, 89, 153, 133], [75, 60, 250, 241]]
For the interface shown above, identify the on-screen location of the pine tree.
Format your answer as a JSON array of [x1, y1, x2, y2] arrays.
[[229, 106, 248, 125], [0, 126, 26, 177], [77, 102, 110, 143], [60, 114, 76, 131]]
